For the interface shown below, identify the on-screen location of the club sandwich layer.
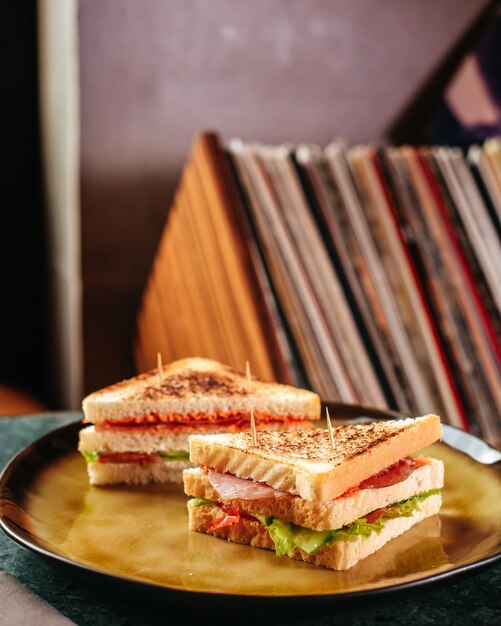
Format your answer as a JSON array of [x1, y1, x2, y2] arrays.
[[79, 420, 310, 486], [189, 414, 441, 501], [183, 457, 443, 531], [79, 426, 192, 484], [79, 418, 308, 459], [187, 494, 441, 571], [82, 357, 320, 425]]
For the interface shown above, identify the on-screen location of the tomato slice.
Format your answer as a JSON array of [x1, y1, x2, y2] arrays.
[[339, 457, 429, 498], [98, 452, 163, 465], [208, 505, 242, 532], [92, 412, 311, 431], [364, 507, 393, 524], [359, 457, 427, 490]]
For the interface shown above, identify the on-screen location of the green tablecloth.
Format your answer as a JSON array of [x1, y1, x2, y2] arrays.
[[0, 413, 499, 625]]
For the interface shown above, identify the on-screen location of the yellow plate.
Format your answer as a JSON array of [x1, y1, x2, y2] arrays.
[[0, 408, 500, 602]]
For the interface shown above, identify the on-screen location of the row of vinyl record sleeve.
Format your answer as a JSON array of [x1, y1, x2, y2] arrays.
[[226, 139, 501, 446]]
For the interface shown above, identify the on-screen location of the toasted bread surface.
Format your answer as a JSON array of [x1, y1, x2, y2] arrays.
[[188, 494, 441, 570], [183, 459, 443, 531], [82, 357, 320, 423], [189, 415, 442, 501]]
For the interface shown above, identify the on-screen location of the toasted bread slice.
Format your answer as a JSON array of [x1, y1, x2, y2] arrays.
[[187, 493, 441, 570], [79, 425, 192, 455], [82, 357, 320, 424], [189, 415, 441, 501], [183, 459, 443, 531], [86, 460, 188, 485], [78, 420, 307, 456]]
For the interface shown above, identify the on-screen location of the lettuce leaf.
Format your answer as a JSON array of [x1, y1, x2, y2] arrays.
[[191, 497, 213, 507], [81, 451, 99, 463], [253, 517, 334, 556], [267, 519, 296, 557], [156, 450, 190, 462], [293, 527, 334, 555], [253, 513, 274, 526]]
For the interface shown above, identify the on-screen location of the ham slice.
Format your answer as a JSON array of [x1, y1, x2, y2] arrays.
[[207, 469, 288, 500]]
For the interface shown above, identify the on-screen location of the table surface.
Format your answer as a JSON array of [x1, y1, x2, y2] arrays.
[[0, 412, 500, 626]]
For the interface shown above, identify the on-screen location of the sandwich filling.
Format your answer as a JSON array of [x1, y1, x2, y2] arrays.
[[89, 412, 311, 432], [189, 489, 441, 557], [184, 455, 443, 557]]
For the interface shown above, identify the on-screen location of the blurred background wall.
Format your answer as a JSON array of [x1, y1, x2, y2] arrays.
[[1, 0, 494, 409], [78, 0, 491, 398]]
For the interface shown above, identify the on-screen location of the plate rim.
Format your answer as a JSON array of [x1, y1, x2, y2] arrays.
[[1, 409, 500, 604]]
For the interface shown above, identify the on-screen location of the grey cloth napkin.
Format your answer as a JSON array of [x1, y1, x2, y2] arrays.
[[0, 570, 75, 626]]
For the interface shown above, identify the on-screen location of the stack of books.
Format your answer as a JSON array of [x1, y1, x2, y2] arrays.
[[136, 132, 501, 445]]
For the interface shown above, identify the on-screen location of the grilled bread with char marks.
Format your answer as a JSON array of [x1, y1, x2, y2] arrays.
[[82, 357, 320, 424], [188, 414, 442, 501]]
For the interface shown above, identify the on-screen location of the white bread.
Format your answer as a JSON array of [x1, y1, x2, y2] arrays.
[[79, 425, 191, 455], [187, 493, 441, 570], [189, 415, 441, 501], [78, 419, 306, 456], [82, 357, 320, 423], [183, 458, 443, 531], [86, 460, 188, 485]]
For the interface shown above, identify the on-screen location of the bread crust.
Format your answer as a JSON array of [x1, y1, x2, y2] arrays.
[[189, 415, 442, 501], [82, 357, 320, 423], [188, 494, 442, 570], [86, 461, 188, 485], [183, 459, 443, 531]]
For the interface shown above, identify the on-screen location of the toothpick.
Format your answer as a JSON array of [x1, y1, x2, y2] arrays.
[[157, 352, 163, 388], [245, 361, 257, 446], [250, 406, 257, 446], [326, 407, 335, 453]]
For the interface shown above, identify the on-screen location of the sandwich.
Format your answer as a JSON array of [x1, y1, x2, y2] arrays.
[[78, 357, 320, 485], [184, 414, 443, 570]]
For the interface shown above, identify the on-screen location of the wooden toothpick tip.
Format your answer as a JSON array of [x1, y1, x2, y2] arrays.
[[157, 352, 163, 388], [246, 361, 257, 445], [250, 407, 257, 446], [326, 407, 335, 453]]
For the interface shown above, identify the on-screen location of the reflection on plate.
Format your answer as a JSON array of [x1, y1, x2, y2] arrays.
[[0, 404, 500, 604]]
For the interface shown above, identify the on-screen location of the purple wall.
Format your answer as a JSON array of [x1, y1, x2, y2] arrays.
[[78, 0, 488, 392]]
